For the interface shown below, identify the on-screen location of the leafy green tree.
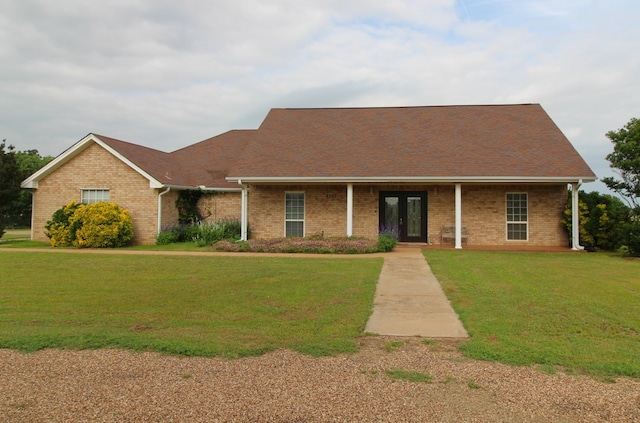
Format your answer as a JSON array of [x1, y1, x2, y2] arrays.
[[0, 140, 21, 238], [602, 117, 640, 209], [563, 190, 630, 250], [602, 118, 640, 256], [9, 150, 54, 227], [562, 197, 592, 248]]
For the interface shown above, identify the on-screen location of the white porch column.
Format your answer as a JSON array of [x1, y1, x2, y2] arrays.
[[240, 183, 248, 241], [571, 182, 583, 250], [455, 183, 463, 249], [347, 184, 354, 237]]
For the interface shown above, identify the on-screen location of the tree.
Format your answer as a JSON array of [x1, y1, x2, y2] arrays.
[[602, 117, 640, 209], [0, 140, 21, 238], [562, 190, 630, 251], [8, 150, 54, 227]]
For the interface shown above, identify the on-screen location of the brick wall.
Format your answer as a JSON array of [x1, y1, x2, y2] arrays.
[[160, 189, 180, 233], [460, 184, 568, 247], [31, 143, 165, 245], [198, 191, 242, 223], [246, 183, 569, 247]]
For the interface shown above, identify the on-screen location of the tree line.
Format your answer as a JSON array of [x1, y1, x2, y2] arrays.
[[0, 140, 53, 237]]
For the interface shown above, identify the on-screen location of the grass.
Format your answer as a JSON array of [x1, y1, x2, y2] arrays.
[[0, 229, 45, 248], [384, 340, 404, 352], [385, 369, 433, 383], [424, 249, 640, 378], [0, 251, 382, 357]]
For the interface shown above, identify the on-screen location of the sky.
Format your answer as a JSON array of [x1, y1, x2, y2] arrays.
[[1, 0, 639, 194]]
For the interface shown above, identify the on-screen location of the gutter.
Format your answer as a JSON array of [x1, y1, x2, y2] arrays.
[[225, 176, 598, 184]]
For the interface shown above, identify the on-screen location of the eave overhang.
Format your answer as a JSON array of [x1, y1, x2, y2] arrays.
[[20, 134, 166, 189], [226, 176, 597, 185]]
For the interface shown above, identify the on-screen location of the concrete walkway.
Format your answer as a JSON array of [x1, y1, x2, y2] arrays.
[[365, 246, 468, 338]]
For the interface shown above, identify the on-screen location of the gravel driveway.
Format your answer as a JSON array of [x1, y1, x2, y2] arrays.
[[2, 337, 638, 422]]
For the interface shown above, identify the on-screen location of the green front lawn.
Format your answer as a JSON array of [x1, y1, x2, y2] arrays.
[[424, 250, 640, 378], [0, 252, 382, 357]]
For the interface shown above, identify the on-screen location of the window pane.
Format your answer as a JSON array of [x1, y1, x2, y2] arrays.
[[384, 197, 399, 229], [285, 193, 304, 237], [81, 189, 110, 204], [506, 193, 527, 240], [285, 193, 304, 220], [507, 223, 527, 240], [407, 196, 422, 237], [286, 221, 304, 237]]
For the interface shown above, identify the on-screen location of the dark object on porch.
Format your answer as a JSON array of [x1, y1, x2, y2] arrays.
[[440, 226, 469, 244]]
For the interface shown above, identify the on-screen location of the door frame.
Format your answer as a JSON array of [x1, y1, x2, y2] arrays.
[[379, 191, 428, 243]]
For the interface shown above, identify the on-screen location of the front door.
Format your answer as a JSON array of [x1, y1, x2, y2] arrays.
[[379, 191, 427, 242]]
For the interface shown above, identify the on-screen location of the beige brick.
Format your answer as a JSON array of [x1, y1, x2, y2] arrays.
[[31, 146, 570, 249], [31, 143, 174, 245], [246, 183, 569, 248]]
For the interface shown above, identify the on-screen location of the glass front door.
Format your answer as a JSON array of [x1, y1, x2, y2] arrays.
[[379, 191, 427, 242]]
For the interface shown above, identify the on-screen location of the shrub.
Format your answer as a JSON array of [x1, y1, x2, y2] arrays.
[[45, 201, 134, 248], [193, 218, 243, 246], [155, 226, 182, 245], [212, 237, 381, 254], [377, 234, 398, 252], [622, 219, 640, 257], [379, 224, 399, 240], [156, 218, 245, 246], [44, 201, 82, 247]]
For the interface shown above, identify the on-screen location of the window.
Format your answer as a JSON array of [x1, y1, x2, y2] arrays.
[[506, 193, 528, 240], [81, 189, 110, 204], [285, 192, 304, 237]]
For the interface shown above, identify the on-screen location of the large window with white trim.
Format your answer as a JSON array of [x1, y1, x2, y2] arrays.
[[506, 193, 528, 240], [81, 189, 110, 204], [285, 192, 305, 237]]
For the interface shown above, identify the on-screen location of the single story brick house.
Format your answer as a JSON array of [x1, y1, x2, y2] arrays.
[[22, 104, 596, 248]]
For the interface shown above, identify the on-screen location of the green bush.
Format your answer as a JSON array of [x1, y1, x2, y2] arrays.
[[156, 218, 245, 246], [377, 233, 398, 252], [44, 201, 82, 247], [623, 219, 640, 257], [45, 201, 134, 248], [155, 226, 182, 245]]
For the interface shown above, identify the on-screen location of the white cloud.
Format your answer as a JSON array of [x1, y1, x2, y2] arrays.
[[0, 0, 639, 197]]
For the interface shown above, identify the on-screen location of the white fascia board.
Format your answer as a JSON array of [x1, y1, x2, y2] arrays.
[[20, 134, 166, 189], [92, 136, 165, 189], [226, 176, 597, 184], [21, 133, 97, 188]]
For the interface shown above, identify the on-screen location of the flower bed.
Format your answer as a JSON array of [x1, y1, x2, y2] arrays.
[[212, 237, 384, 254]]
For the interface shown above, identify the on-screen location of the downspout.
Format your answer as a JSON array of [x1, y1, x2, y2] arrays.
[[239, 180, 248, 241], [157, 186, 171, 235], [29, 190, 35, 241], [571, 180, 584, 250]]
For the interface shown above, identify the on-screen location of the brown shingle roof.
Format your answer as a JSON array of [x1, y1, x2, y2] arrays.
[[95, 131, 255, 189], [227, 104, 595, 181], [170, 130, 255, 189], [94, 135, 181, 185]]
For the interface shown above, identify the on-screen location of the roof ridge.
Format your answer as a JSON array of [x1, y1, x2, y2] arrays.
[[271, 103, 540, 111]]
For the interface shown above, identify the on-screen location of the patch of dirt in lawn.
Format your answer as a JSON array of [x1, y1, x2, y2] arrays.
[[1, 337, 639, 422]]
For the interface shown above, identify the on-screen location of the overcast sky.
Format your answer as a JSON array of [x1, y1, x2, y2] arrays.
[[2, 0, 638, 194]]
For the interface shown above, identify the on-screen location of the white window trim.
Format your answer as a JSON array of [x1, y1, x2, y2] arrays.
[[284, 191, 305, 237], [506, 192, 529, 241], [81, 188, 110, 204]]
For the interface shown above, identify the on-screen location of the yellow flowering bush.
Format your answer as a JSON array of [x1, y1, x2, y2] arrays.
[[45, 201, 134, 248], [44, 201, 82, 247]]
